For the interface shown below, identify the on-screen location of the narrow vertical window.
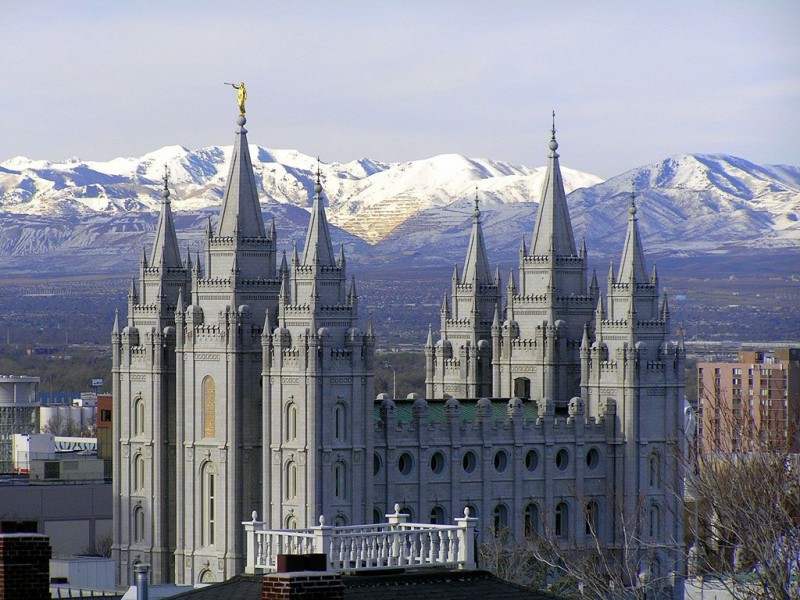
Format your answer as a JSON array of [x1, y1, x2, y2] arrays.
[[493, 504, 509, 531], [134, 454, 145, 491], [134, 398, 145, 436], [201, 462, 217, 547], [585, 501, 599, 537], [285, 402, 297, 442], [286, 461, 297, 499], [202, 376, 216, 438], [430, 506, 445, 524], [524, 503, 539, 537], [334, 461, 347, 499], [649, 453, 661, 488], [555, 502, 569, 538], [649, 505, 660, 539], [133, 506, 145, 542], [334, 403, 347, 441]]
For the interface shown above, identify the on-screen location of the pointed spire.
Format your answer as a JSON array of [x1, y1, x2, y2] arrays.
[[518, 236, 527, 258], [150, 166, 182, 268], [262, 308, 271, 338], [607, 261, 615, 284], [590, 269, 599, 295], [426, 323, 434, 348], [302, 160, 336, 266], [186, 247, 192, 270], [112, 309, 120, 335], [494, 266, 501, 288], [581, 323, 590, 350], [217, 114, 266, 238], [651, 263, 659, 285], [492, 302, 500, 329], [205, 215, 213, 239], [176, 287, 184, 313], [338, 244, 346, 268], [366, 312, 375, 337], [507, 268, 516, 294], [348, 276, 358, 307], [580, 237, 587, 259], [291, 241, 299, 266], [530, 112, 577, 256], [461, 189, 492, 285], [279, 250, 288, 276], [269, 215, 277, 241], [661, 291, 670, 321], [617, 184, 648, 283], [440, 292, 450, 317], [128, 277, 138, 302], [451, 263, 459, 283], [194, 251, 202, 275], [141, 246, 148, 268]]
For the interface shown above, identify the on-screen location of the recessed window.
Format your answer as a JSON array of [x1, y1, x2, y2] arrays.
[[525, 449, 539, 472], [524, 503, 539, 537], [430, 452, 445, 474], [373, 453, 382, 476], [429, 506, 445, 524], [398, 452, 413, 475], [556, 448, 569, 471], [586, 448, 600, 470], [555, 502, 569, 538], [493, 504, 509, 531], [494, 450, 508, 473], [462, 451, 477, 473]]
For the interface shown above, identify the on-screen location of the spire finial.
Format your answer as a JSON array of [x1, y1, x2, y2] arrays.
[[314, 157, 322, 196], [473, 186, 480, 218], [162, 165, 171, 203], [629, 180, 637, 217], [548, 110, 559, 154]]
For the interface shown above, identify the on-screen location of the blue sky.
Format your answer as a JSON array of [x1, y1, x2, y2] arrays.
[[1, 1, 797, 177]]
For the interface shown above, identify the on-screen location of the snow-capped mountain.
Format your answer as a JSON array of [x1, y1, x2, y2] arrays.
[[0, 147, 797, 278], [0, 146, 601, 243]]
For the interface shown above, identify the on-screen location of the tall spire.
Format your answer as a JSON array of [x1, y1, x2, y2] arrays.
[[461, 189, 492, 284], [530, 112, 577, 257], [217, 114, 266, 238], [617, 184, 648, 283], [150, 166, 182, 268], [302, 160, 336, 266]]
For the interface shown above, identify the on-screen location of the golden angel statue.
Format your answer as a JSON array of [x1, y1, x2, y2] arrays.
[[224, 81, 247, 116]]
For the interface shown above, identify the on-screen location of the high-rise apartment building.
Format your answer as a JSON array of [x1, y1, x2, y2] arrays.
[[697, 348, 800, 452]]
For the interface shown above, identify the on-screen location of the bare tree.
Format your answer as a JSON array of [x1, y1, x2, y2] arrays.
[[685, 393, 800, 599]]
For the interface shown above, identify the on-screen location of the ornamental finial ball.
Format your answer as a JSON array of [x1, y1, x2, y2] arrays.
[[549, 139, 559, 152], [162, 187, 170, 200], [630, 204, 637, 216], [314, 181, 322, 195], [237, 116, 246, 127]]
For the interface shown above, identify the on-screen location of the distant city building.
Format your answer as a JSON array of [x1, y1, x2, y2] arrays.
[[0, 375, 40, 473], [697, 348, 800, 452], [113, 111, 685, 599]]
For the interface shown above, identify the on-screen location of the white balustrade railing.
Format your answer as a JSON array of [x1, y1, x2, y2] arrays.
[[243, 504, 478, 574]]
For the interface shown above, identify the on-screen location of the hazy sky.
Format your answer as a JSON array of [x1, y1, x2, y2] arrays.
[[1, 1, 797, 178]]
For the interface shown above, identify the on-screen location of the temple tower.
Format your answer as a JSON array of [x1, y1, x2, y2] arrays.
[[426, 195, 500, 398], [112, 172, 189, 585], [173, 113, 281, 584], [493, 119, 596, 402], [263, 168, 375, 530]]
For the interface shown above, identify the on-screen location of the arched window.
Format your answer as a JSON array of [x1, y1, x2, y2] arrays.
[[201, 462, 217, 547], [333, 515, 347, 527], [133, 454, 145, 491], [285, 402, 297, 442], [199, 569, 214, 583], [334, 403, 347, 441], [493, 504, 509, 531], [524, 503, 539, 537], [585, 501, 599, 537], [202, 376, 216, 438], [649, 505, 661, 539], [373, 507, 383, 524], [285, 514, 298, 529], [555, 502, 569, 538], [649, 453, 661, 488], [399, 506, 414, 521], [334, 461, 347, 499], [133, 506, 145, 543], [285, 461, 298, 499], [134, 397, 145, 436], [430, 506, 445, 524]]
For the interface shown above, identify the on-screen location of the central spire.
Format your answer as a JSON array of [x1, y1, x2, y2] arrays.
[[461, 189, 492, 284], [529, 112, 577, 257], [302, 161, 336, 266], [217, 115, 267, 239]]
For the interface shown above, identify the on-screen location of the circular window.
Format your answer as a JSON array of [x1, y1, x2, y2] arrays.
[[586, 448, 600, 470], [525, 449, 539, 472], [462, 451, 477, 473], [373, 453, 382, 476], [430, 451, 445, 474], [398, 452, 413, 475], [494, 450, 508, 473], [555, 448, 569, 471]]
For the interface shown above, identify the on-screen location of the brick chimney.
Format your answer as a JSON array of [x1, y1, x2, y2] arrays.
[[0, 533, 52, 600], [261, 572, 344, 600]]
